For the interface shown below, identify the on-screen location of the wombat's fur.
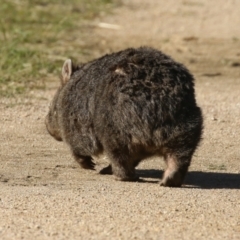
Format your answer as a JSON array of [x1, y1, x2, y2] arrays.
[[45, 47, 203, 187]]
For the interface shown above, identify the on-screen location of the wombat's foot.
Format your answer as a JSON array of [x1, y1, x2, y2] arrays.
[[112, 164, 138, 182], [109, 149, 138, 182], [160, 154, 190, 187], [115, 175, 139, 182], [160, 170, 184, 187], [74, 155, 95, 170], [99, 164, 113, 175], [99, 164, 138, 181]]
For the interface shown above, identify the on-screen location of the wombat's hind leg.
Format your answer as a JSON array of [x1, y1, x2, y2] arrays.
[[72, 151, 95, 170], [99, 164, 113, 175], [160, 152, 191, 187], [107, 149, 139, 182]]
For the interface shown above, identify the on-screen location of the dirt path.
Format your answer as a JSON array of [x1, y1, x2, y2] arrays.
[[1, 0, 240, 239]]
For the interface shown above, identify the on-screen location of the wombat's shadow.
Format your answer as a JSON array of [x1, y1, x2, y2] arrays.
[[136, 169, 240, 189]]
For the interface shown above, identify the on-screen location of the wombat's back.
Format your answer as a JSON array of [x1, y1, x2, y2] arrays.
[[60, 47, 199, 146]]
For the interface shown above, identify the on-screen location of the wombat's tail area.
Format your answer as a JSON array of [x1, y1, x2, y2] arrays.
[[160, 107, 203, 187]]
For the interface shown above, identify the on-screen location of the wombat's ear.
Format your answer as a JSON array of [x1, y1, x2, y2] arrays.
[[61, 59, 72, 85]]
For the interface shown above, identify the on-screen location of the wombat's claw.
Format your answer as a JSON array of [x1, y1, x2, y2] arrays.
[[80, 159, 96, 170], [99, 164, 113, 175], [159, 179, 169, 187]]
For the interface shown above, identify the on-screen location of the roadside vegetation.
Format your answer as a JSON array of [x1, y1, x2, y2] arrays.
[[0, 0, 117, 97]]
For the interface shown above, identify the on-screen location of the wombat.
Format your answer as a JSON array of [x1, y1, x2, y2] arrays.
[[45, 47, 203, 187]]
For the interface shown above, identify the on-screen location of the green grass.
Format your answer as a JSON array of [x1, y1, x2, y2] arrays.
[[0, 0, 118, 97]]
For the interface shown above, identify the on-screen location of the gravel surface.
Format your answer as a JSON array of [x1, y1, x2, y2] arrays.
[[0, 0, 240, 239]]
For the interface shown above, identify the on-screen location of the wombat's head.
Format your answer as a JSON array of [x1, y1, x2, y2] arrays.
[[45, 59, 78, 141]]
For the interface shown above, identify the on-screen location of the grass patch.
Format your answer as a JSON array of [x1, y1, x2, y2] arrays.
[[208, 164, 227, 171], [0, 0, 118, 97]]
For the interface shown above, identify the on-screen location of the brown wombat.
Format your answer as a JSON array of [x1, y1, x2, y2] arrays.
[[45, 47, 203, 187]]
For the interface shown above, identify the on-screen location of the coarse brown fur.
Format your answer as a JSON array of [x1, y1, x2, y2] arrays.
[[45, 47, 203, 187]]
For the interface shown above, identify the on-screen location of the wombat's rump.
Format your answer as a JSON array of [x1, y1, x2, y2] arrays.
[[45, 47, 203, 187]]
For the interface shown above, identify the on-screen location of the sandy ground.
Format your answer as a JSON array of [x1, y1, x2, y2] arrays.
[[1, 0, 240, 239]]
